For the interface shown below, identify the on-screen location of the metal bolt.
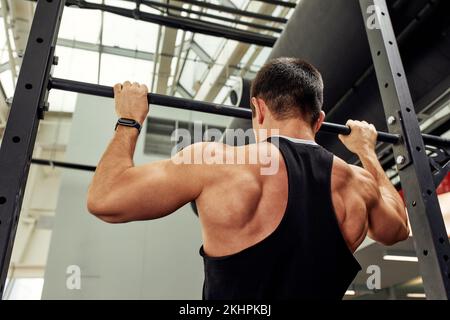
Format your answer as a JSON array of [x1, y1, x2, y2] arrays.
[[387, 116, 396, 125], [396, 155, 405, 165]]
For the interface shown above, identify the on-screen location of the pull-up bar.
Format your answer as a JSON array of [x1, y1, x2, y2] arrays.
[[48, 77, 450, 148]]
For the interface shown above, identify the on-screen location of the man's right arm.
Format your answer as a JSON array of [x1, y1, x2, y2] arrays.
[[339, 120, 410, 245]]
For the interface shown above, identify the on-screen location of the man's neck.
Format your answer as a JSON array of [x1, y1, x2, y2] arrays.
[[265, 119, 316, 142]]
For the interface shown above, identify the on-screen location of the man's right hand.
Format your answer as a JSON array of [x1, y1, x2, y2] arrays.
[[339, 120, 378, 155]]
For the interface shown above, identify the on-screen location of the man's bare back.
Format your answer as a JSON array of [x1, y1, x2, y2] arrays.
[[195, 137, 408, 258]]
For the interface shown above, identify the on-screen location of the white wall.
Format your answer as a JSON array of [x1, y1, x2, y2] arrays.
[[8, 118, 69, 280], [42, 94, 231, 299]]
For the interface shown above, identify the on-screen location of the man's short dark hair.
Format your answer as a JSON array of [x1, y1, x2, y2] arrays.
[[250, 57, 324, 126]]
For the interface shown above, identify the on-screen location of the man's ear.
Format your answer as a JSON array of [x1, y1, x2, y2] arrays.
[[251, 97, 265, 125], [314, 111, 326, 133]]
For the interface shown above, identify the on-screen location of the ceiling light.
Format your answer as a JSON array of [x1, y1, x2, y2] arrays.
[[407, 293, 426, 299], [383, 254, 418, 262], [345, 290, 356, 296]]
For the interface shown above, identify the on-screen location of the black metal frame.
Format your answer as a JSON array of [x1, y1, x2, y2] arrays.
[[0, 0, 449, 299], [253, 0, 297, 9], [31, 159, 96, 172], [167, 0, 288, 24], [0, 0, 66, 296], [49, 77, 449, 147], [359, 0, 450, 299], [124, 0, 284, 33], [27, 0, 277, 47]]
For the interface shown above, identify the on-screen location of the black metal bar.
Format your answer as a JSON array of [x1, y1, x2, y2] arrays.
[[127, 0, 283, 33], [28, 0, 277, 47], [74, 0, 276, 47], [168, 0, 287, 24], [0, 0, 66, 297], [31, 159, 96, 172], [252, 0, 297, 8], [49, 77, 450, 148], [49, 77, 252, 119], [422, 134, 450, 150], [360, 0, 450, 299]]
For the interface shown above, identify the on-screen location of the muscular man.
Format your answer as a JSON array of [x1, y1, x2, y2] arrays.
[[87, 57, 409, 299]]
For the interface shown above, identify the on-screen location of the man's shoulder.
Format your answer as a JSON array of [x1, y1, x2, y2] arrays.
[[331, 157, 380, 215], [332, 156, 375, 186]]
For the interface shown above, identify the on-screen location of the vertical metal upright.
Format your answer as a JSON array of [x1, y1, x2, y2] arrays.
[[359, 0, 450, 299], [0, 0, 65, 297]]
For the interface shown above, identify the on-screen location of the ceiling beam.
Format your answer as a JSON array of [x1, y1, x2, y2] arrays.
[[154, 26, 177, 94], [9, 0, 34, 57], [176, 0, 287, 24], [0, 81, 8, 129], [194, 2, 284, 102], [152, 1, 190, 95], [27, 0, 276, 47], [56, 38, 155, 61], [0, 58, 20, 73], [122, 0, 283, 33]]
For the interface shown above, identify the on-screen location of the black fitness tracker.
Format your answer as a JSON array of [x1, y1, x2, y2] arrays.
[[115, 118, 142, 133]]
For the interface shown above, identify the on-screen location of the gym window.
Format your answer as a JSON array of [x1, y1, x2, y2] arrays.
[[144, 117, 226, 156]]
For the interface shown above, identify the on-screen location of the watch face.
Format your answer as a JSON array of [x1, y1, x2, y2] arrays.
[[120, 119, 136, 125]]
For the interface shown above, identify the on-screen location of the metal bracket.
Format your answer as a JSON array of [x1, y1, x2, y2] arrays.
[[385, 111, 411, 170], [394, 110, 413, 170]]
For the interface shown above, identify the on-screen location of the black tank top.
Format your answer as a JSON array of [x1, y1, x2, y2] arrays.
[[200, 136, 361, 300]]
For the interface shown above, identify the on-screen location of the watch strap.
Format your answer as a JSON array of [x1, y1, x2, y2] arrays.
[[115, 118, 142, 133]]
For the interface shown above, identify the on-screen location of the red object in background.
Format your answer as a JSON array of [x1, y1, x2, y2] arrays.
[[399, 189, 404, 201], [437, 172, 450, 195], [398, 172, 450, 201]]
